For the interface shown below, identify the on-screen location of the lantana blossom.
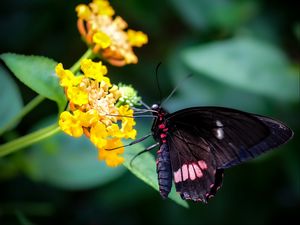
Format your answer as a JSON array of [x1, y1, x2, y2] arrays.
[[76, 0, 148, 66], [55, 59, 140, 167]]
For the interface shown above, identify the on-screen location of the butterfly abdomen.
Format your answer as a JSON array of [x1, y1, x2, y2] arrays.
[[156, 143, 172, 198]]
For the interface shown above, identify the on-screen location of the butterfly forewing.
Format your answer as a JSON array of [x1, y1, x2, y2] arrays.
[[166, 107, 293, 169]]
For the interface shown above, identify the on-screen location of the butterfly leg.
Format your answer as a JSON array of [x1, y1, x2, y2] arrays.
[[106, 133, 153, 150], [130, 142, 159, 167]]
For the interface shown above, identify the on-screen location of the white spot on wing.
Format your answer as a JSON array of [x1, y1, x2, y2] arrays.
[[216, 120, 223, 127], [214, 120, 224, 139], [215, 128, 224, 139]]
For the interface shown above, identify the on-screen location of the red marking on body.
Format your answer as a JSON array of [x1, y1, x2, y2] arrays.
[[198, 160, 208, 170], [162, 140, 166, 143], [209, 183, 214, 188], [163, 128, 168, 132], [158, 124, 165, 129], [160, 133, 167, 139]]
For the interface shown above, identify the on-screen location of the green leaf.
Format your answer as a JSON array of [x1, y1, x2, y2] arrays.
[[0, 65, 23, 130], [169, 0, 257, 30], [26, 131, 125, 190], [182, 37, 299, 101], [0, 53, 66, 111], [122, 141, 189, 208]]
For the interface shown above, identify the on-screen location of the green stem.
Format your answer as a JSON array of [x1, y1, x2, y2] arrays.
[[69, 48, 95, 73], [0, 124, 60, 157], [0, 95, 45, 136]]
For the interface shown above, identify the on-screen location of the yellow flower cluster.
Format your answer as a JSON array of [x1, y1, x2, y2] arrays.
[[76, 0, 148, 66], [56, 59, 137, 167]]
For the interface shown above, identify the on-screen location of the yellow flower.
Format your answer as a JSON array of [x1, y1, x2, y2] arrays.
[[93, 31, 112, 49], [81, 58, 108, 81], [56, 59, 140, 167], [56, 63, 75, 88], [90, 123, 108, 148], [98, 138, 124, 167], [76, 4, 92, 20], [106, 123, 123, 138], [118, 105, 136, 139], [127, 29, 148, 47], [67, 86, 89, 106], [77, 109, 99, 127], [90, 0, 115, 17], [59, 111, 83, 137], [76, 0, 148, 66]]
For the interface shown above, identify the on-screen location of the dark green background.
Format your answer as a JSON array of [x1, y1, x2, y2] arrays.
[[0, 0, 299, 224]]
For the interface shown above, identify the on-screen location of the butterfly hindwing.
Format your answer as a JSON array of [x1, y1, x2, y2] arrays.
[[166, 107, 293, 169], [167, 126, 218, 202]]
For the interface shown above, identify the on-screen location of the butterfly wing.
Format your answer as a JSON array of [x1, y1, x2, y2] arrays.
[[166, 107, 293, 169], [165, 107, 293, 201], [167, 128, 224, 202]]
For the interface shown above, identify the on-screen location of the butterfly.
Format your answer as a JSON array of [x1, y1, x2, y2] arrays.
[[146, 103, 293, 203]]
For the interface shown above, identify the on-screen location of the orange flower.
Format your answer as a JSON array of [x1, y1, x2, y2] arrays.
[[76, 0, 148, 66]]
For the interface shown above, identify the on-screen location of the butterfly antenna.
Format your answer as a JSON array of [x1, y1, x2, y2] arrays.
[[155, 62, 163, 104], [161, 73, 193, 107]]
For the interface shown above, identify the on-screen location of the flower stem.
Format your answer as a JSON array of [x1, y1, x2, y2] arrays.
[[0, 124, 60, 157], [69, 48, 95, 73], [0, 95, 45, 136]]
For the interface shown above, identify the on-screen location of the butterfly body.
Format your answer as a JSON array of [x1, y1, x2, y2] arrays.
[[149, 104, 293, 202]]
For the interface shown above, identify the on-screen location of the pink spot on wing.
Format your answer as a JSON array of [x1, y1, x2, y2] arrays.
[[198, 160, 208, 170], [182, 164, 189, 181], [192, 163, 203, 178], [210, 183, 214, 188], [188, 164, 196, 180], [174, 169, 182, 183]]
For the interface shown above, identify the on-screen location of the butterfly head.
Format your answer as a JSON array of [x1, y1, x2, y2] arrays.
[[151, 103, 168, 122], [151, 103, 167, 115], [151, 103, 160, 111]]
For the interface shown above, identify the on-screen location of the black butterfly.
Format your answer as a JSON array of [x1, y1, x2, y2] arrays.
[[145, 104, 293, 203]]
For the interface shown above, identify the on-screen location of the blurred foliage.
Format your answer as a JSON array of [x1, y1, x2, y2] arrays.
[[0, 65, 23, 130], [0, 0, 299, 224]]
